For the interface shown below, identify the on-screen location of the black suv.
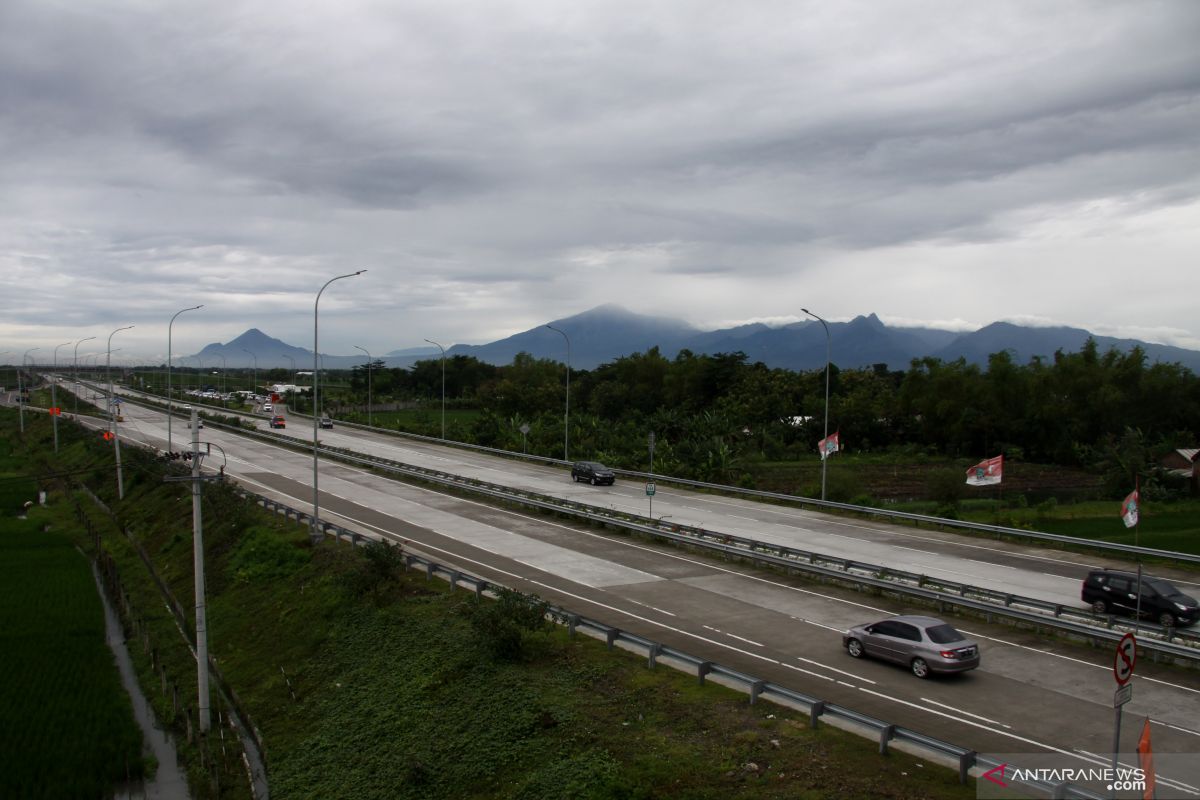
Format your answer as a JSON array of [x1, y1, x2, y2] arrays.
[[1082, 569, 1199, 628], [571, 461, 615, 486]]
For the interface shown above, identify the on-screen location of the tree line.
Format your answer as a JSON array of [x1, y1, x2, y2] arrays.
[[340, 339, 1200, 492]]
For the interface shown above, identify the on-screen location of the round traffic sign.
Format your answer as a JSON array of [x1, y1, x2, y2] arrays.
[[1113, 632, 1137, 686]]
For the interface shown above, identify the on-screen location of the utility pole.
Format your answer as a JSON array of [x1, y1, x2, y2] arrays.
[[163, 405, 216, 733], [190, 406, 210, 732]]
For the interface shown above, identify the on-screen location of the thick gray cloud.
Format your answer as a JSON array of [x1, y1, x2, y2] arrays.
[[2, 0, 1200, 361]]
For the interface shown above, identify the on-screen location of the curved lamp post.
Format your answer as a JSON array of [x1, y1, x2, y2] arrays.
[[546, 325, 570, 462], [353, 345, 372, 428], [107, 325, 134, 499], [424, 338, 446, 440], [168, 305, 203, 454], [311, 269, 366, 543], [73, 336, 96, 414], [802, 308, 831, 501]]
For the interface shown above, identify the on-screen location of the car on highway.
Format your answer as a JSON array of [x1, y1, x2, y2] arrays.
[[1082, 569, 1198, 628], [262, 403, 273, 413], [269, 415, 286, 429], [843, 615, 980, 678], [319, 417, 334, 429], [571, 461, 615, 485]]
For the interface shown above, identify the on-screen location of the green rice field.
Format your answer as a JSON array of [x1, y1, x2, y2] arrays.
[[0, 518, 145, 798]]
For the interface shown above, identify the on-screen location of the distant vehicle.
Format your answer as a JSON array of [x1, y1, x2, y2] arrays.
[[269, 415, 286, 429], [571, 461, 615, 486], [319, 417, 334, 429], [1082, 569, 1198, 628], [843, 615, 980, 678], [262, 403, 273, 413]]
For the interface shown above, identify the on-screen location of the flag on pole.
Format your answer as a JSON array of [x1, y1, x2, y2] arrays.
[[965, 455, 1003, 486], [818, 431, 840, 460], [1121, 489, 1139, 528]]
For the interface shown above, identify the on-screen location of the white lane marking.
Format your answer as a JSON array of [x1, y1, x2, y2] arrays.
[[889, 546, 940, 556], [967, 559, 1017, 570], [1151, 719, 1200, 737], [780, 662, 835, 681], [799, 619, 852, 633], [703, 624, 763, 646], [724, 632, 764, 647], [919, 697, 1012, 729], [626, 599, 677, 617], [728, 514, 759, 521], [796, 657, 876, 685]]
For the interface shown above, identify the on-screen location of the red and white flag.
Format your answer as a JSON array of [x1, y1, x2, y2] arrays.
[[1121, 489, 1139, 528], [965, 455, 1003, 486], [818, 431, 840, 460]]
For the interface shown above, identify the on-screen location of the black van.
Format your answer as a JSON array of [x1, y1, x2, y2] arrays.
[[571, 461, 615, 486], [1082, 569, 1199, 628]]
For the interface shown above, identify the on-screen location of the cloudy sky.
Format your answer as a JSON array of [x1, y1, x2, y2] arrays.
[[3, 0, 1199, 364]]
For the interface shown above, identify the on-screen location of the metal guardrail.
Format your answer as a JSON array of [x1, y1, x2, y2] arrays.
[[238, 486, 1104, 800], [264, 438, 1200, 665]]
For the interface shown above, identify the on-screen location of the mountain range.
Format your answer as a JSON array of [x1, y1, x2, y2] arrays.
[[188, 305, 1200, 374]]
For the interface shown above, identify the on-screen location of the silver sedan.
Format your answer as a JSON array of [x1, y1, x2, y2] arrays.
[[842, 615, 980, 678]]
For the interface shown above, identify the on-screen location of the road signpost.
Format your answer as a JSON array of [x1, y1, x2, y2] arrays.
[[1111, 633, 1137, 779], [648, 432, 656, 519]]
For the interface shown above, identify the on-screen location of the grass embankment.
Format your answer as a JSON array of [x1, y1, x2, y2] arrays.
[[5, 408, 975, 799], [0, 436, 145, 799]]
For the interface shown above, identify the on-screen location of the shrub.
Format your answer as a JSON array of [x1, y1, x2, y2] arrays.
[[458, 588, 556, 661], [227, 526, 310, 582], [345, 539, 405, 599]]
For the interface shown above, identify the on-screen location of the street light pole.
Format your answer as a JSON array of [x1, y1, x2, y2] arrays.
[[19, 348, 39, 433], [217, 354, 226, 403], [73, 337, 96, 415], [168, 305, 203, 454], [354, 345, 372, 428], [802, 308, 832, 501], [546, 325, 571, 462], [107, 325, 135, 500], [424, 339, 446, 440], [311, 270, 366, 543], [51, 342, 71, 452]]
